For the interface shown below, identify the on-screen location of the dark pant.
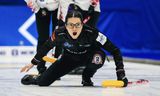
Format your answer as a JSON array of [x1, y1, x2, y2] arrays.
[[35, 8, 58, 73], [37, 50, 106, 86]]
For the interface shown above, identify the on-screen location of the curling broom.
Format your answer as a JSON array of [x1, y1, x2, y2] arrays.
[[102, 79, 149, 87], [102, 80, 124, 87]]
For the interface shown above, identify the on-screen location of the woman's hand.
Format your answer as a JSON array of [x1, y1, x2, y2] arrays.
[[20, 63, 34, 73]]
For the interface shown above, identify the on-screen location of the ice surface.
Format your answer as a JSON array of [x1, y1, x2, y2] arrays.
[[0, 61, 160, 96]]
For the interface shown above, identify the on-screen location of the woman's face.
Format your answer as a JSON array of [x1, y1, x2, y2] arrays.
[[66, 17, 83, 39]]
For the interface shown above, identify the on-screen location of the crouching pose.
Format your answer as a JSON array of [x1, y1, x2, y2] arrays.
[[20, 11, 128, 87]]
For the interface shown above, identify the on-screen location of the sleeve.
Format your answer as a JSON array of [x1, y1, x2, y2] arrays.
[[95, 32, 124, 70], [96, 32, 127, 83], [31, 37, 56, 65]]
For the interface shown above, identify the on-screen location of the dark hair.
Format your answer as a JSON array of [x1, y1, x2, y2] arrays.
[[65, 10, 83, 24]]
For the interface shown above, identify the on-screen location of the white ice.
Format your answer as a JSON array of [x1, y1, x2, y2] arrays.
[[0, 61, 160, 96]]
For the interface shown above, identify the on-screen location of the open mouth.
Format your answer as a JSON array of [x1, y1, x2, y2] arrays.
[[73, 32, 77, 36]]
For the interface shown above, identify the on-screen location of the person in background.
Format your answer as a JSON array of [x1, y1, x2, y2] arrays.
[[24, 0, 59, 74]]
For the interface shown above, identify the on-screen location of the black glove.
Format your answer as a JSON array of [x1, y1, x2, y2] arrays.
[[116, 69, 128, 87], [88, 5, 95, 16]]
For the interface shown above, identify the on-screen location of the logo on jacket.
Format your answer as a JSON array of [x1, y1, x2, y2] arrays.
[[92, 53, 103, 64], [64, 42, 73, 48]]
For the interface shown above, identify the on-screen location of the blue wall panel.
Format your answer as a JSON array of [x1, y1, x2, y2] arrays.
[[98, 0, 160, 60], [0, 6, 37, 46]]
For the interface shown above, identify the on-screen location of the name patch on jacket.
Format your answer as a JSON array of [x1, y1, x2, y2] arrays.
[[96, 32, 107, 45]]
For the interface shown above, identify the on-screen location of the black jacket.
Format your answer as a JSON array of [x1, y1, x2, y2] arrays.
[[32, 25, 124, 70]]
